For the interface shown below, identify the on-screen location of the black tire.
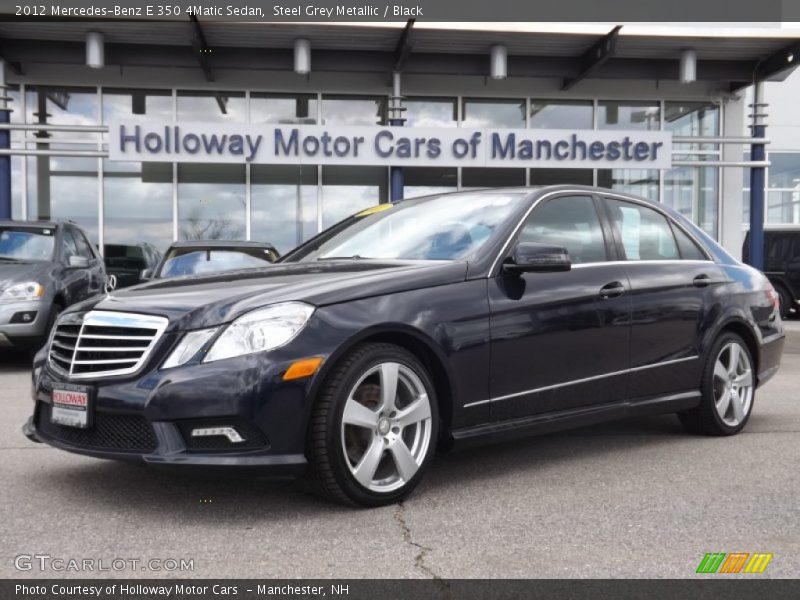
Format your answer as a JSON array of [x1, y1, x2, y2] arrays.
[[776, 284, 792, 319], [678, 332, 755, 436], [307, 342, 439, 507]]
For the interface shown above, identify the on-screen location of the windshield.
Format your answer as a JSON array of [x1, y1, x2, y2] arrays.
[[284, 192, 527, 263], [0, 227, 56, 261], [159, 247, 276, 278]]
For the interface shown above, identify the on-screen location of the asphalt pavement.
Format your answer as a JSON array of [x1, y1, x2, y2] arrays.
[[1, 322, 798, 579]]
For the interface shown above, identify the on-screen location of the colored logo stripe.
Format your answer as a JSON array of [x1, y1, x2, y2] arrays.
[[697, 552, 773, 574], [744, 553, 773, 574]]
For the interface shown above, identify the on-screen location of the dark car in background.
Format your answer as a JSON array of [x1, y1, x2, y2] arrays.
[[103, 243, 162, 289], [25, 187, 784, 507], [0, 220, 106, 350], [743, 227, 800, 318], [151, 241, 279, 279]]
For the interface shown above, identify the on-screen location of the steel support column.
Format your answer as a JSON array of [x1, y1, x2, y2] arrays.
[[747, 82, 768, 270], [388, 71, 406, 203]]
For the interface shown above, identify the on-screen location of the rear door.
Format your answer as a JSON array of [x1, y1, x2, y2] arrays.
[[602, 196, 725, 399], [487, 193, 632, 421]]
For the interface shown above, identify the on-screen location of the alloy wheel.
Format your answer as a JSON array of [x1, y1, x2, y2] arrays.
[[340, 362, 433, 493], [712, 342, 754, 427]]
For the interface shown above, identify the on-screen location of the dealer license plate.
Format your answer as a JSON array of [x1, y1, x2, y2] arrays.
[[51, 387, 91, 429]]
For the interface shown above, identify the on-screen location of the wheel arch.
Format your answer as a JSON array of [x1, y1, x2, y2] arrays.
[[307, 325, 456, 445], [711, 317, 761, 381]]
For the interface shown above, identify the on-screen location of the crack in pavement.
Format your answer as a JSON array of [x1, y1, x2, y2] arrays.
[[394, 501, 452, 596]]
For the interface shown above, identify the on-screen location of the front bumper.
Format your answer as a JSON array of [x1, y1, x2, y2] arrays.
[[26, 345, 329, 477], [0, 300, 51, 347]]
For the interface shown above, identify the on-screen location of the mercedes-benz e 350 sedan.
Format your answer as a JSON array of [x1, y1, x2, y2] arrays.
[[24, 186, 785, 507]]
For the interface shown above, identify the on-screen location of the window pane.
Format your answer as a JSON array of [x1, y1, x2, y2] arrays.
[[103, 161, 173, 250], [520, 195, 607, 264], [530, 100, 592, 129], [598, 101, 660, 130], [606, 199, 679, 261], [663, 166, 719, 238], [251, 165, 318, 254], [250, 93, 318, 124], [462, 98, 525, 128], [26, 156, 99, 242], [768, 153, 800, 189], [321, 166, 387, 229], [103, 89, 173, 122], [672, 225, 706, 260], [177, 164, 246, 240], [404, 97, 457, 128], [597, 169, 659, 201], [177, 91, 246, 122], [665, 101, 719, 154], [767, 190, 800, 225], [530, 168, 593, 186], [462, 168, 525, 188], [321, 95, 386, 125], [404, 167, 457, 199]]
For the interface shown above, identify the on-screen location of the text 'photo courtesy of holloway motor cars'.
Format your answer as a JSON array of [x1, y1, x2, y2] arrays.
[[23, 186, 784, 507]]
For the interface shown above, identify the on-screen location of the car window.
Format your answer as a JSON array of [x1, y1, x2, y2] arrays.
[[606, 199, 679, 261], [671, 224, 707, 260], [792, 235, 800, 260], [61, 229, 79, 260], [0, 227, 55, 261], [72, 229, 95, 259], [160, 249, 274, 278], [518, 195, 607, 264]]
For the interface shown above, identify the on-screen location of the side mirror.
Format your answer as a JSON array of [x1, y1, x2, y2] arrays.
[[140, 268, 154, 281], [67, 255, 90, 269], [503, 242, 571, 274]]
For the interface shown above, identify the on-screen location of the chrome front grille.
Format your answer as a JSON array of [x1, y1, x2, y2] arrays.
[[48, 311, 168, 379]]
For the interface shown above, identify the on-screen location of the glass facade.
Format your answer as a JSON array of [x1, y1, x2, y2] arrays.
[[7, 86, 727, 257]]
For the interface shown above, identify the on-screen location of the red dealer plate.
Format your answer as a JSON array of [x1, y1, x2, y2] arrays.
[[51, 387, 90, 429]]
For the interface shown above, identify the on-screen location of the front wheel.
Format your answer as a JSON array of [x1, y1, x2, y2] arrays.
[[678, 332, 755, 436], [308, 343, 439, 507]]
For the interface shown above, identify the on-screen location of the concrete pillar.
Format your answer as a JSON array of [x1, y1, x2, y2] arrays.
[[0, 59, 10, 220], [719, 95, 745, 259]]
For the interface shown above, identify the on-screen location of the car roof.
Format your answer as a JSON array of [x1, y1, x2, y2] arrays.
[[167, 240, 277, 249], [0, 219, 62, 229]]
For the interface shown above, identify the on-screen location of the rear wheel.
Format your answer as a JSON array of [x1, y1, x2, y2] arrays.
[[308, 343, 438, 507], [678, 332, 755, 436]]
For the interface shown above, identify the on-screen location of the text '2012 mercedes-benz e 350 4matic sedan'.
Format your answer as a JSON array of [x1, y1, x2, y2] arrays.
[[24, 186, 784, 507]]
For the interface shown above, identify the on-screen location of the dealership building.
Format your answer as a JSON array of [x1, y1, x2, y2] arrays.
[[0, 20, 799, 258]]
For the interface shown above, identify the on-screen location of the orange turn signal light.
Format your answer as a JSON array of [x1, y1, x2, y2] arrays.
[[283, 357, 323, 381]]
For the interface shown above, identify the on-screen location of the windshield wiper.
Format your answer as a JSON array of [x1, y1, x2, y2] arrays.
[[316, 255, 369, 261], [0, 256, 22, 262]]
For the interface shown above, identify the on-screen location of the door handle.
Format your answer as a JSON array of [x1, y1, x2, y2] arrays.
[[693, 274, 711, 288], [599, 281, 626, 299]]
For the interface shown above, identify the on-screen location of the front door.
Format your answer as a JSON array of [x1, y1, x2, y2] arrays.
[[488, 194, 631, 422]]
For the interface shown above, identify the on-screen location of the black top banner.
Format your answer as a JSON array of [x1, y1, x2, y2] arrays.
[[0, 0, 798, 22]]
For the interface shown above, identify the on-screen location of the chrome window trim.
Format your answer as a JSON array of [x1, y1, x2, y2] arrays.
[[488, 188, 716, 277], [48, 310, 168, 380], [463, 355, 699, 408]]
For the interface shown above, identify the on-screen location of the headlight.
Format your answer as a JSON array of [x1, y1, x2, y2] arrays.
[[162, 328, 219, 369], [204, 302, 315, 363], [0, 282, 44, 302]]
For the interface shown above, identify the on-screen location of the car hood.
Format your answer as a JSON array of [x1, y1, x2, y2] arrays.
[[0, 261, 52, 291], [69, 260, 468, 330]]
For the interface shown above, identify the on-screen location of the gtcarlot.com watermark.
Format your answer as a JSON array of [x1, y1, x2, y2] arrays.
[[14, 554, 194, 572]]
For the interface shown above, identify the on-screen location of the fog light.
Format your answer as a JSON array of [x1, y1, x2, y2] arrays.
[[10, 311, 37, 324], [191, 427, 245, 443]]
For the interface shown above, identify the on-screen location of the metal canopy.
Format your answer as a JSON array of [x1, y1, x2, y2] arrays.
[[0, 21, 798, 86]]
